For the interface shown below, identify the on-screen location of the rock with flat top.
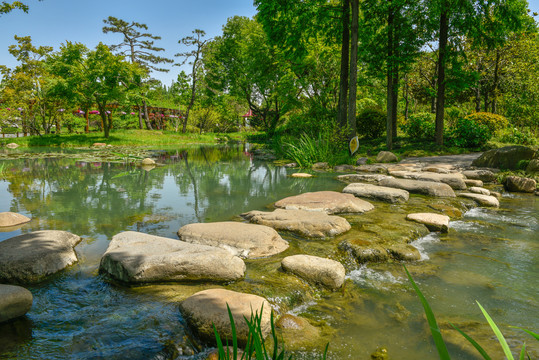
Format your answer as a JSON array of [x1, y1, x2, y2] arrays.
[[178, 222, 288, 259], [472, 145, 535, 170], [462, 170, 496, 183], [469, 187, 490, 195], [464, 179, 484, 187], [343, 183, 409, 204], [356, 164, 388, 174], [379, 178, 456, 197], [241, 209, 350, 238], [388, 171, 466, 190], [141, 158, 156, 165], [100, 231, 245, 283], [92, 142, 106, 147], [406, 213, 450, 233], [274, 191, 374, 214], [281, 255, 346, 289], [503, 176, 536, 193], [458, 193, 499, 207], [6, 143, 19, 149], [0, 230, 81, 284], [337, 174, 393, 183], [0, 285, 32, 323], [180, 289, 271, 346], [291, 173, 313, 178], [0, 212, 30, 228]]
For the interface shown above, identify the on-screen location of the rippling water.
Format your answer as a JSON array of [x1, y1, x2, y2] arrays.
[[1, 145, 537, 359]]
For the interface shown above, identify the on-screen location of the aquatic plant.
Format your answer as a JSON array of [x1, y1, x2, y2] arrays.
[[282, 131, 348, 167], [404, 265, 539, 359]]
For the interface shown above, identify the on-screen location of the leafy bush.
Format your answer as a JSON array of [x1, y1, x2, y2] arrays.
[[449, 117, 492, 148], [401, 112, 435, 140], [62, 114, 86, 133], [356, 108, 386, 139], [498, 127, 538, 145], [465, 112, 509, 133], [282, 129, 348, 167]]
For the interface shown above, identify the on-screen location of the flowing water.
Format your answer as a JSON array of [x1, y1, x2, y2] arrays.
[[0, 145, 537, 359]]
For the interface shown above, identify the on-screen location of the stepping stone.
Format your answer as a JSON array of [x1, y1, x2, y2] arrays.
[[241, 209, 350, 238], [291, 173, 312, 178], [333, 164, 357, 172], [0, 284, 32, 323], [6, 143, 19, 149], [387, 244, 421, 261], [462, 170, 496, 183], [468, 187, 490, 195], [379, 178, 456, 197], [281, 255, 346, 289], [337, 174, 393, 183], [388, 171, 466, 190], [459, 193, 500, 207], [0, 231, 81, 284], [178, 222, 288, 259], [179, 289, 271, 346], [100, 231, 245, 283], [0, 212, 30, 228], [343, 183, 409, 204], [356, 164, 388, 174], [274, 191, 374, 214], [464, 179, 484, 187], [406, 213, 450, 232]]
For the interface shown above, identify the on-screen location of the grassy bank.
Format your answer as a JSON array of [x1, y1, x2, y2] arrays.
[[0, 130, 254, 148]]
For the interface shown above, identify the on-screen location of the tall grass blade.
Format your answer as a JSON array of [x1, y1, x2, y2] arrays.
[[404, 265, 451, 360], [519, 344, 526, 360], [213, 323, 228, 360], [510, 327, 539, 341], [226, 304, 239, 360], [476, 301, 514, 360], [450, 323, 492, 360]]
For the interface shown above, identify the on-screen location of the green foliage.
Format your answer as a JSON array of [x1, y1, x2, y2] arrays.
[[465, 112, 509, 133], [401, 112, 436, 140], [498, 127, 538, 146], [356, 108, 386, 139], [281, 129, 348, 167], [449, 117, 492, 148], [62, 114, 86, 134]]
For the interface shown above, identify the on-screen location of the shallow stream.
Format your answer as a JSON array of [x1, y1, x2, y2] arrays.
[[0, 145, 537, 359]]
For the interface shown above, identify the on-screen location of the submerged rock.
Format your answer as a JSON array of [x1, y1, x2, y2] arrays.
[[406, 213, 450, 232], [179, 289, 271, 346], [241, 209, 350, 238], [281, 255, 346, 289], [386, 244, 421, 261], [427, 204, 463, 219], [343, 183, 409, 204], [178, 222, 288, 259], [379, 178, 456, 197], [0, 212, 30, 228], [503, 176, 536, 193], [0, 230, 81, 284], [0, 285, 32, 323], [462, 169, 496, 183], [471, 145, 535, 170], [100, 231, 245, 283], [458, 193, 500, 207], [276, 314, 322, 350], [274, 191, 374, 214]]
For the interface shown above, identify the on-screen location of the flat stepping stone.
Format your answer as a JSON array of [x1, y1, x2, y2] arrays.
[[99, 231, 245, 283], [180, 289, 271, 346], [337, 174, 393, 183], [469, 187, 490, 195], [177, 222, 288, 259], [356, 164, 389, 174], [462, 170, 496, 183], [464, 179, 484, 187], [379, 178, 456, 197], [0, 284, 32, 323], [459, 193, 500, 207], [0, 212, 30, 228], [388, 171, 466, 190], [291, 173, 312, 178], [0, 230, 81, 284], [343, 183, 409, 204], [281, 255, 345, 289], [406, 213, 450, 232], [274, 191, 374, 214], [241, 209, 350, 238]]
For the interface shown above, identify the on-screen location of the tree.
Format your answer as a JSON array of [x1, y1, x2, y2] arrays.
[[102, 16, 172, 130], [0, 1, 28, 15], [175, 29, 209, 133]]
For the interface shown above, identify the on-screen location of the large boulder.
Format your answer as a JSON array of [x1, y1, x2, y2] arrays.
[[337, 174, 393, 183], [241, 209, 350, 238], [526, 159, 539, 174], [503, 176, 536, 193], [177, 222, 288, 259], [406, 213, 450, 233], [99, 231, 245, 283], [0, 212, 30, 228], [458, 193, 500, 207], [471, 146, 536, 170], [388, 171, 466, 190], [462, 170, 496, 183], [379, 178, 456, 197], [376, 151, 398, 163], [274, 191, 374, 214], [0, 230, 81, 284], [281, 255, 346, 289], [179, 289, 271, 346], [0, 285, 32, 323], [343, 183, 409, 204]]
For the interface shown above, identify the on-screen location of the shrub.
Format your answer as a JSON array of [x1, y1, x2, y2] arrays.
[[401, 112, 435, 140], [465, 112, 509, 133], [498, 127, 538, 145], [449, 116, 492, 148], [357, 108, 386, 139]]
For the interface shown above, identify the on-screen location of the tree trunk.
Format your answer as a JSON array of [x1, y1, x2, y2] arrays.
[[391, 70, 398, 141], [337, 0, 350, 129], [143, 100, 153, 130], [491, 49, 500, 114], [138, 104, 144, 129], [347, 0, 359, 139], [403, 75, 410, 121], [435, 4, 449, 146], [386, 2, 395, 150]]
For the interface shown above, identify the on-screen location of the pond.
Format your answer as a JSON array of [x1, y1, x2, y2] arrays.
[[0, 145, 537, 359]]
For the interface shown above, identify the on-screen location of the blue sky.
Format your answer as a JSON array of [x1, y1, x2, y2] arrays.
[[1, 0, 538, 86]]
